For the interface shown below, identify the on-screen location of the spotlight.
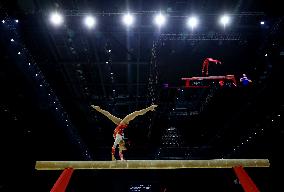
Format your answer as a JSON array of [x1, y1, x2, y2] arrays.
[[11, 38, 14, 42], [122, 13, 135, 27], [187, 16, 199, 30], [18, 52, 21, 55], [15, 19, 19, 23], [265, 53, 268, 56], [2, 20, 5, 24], [49, 12, 64, 26], [260, 21, 265, 25], [154, 13, 166, 27], [84, 15, 96, 29], [220, 14, 230, 27]]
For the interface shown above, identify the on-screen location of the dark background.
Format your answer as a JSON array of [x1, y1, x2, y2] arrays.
[[0, 0, 282, 191]]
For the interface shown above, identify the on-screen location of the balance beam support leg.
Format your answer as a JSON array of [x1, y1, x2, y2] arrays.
[[51, 168, 74, 192], [233, 166, 260, 192]]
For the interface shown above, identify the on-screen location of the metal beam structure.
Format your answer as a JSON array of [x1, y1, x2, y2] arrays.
[[55, 10, 265, 17]]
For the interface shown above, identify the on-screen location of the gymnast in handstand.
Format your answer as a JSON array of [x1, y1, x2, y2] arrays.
[[91, 104, 158, 160], [202, 57, 222, 76]]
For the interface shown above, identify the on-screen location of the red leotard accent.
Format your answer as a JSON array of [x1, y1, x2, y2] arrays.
[[202, 58, 221, 76], [113, 124, 128, 138]]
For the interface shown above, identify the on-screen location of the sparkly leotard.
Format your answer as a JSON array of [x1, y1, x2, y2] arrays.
[[113, 124, 128, 138]]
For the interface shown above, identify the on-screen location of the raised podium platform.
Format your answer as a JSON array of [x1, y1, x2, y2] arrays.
[[181, 75, 237, 88]]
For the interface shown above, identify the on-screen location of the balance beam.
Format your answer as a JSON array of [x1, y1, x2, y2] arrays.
[[35, 159, 269, 170]]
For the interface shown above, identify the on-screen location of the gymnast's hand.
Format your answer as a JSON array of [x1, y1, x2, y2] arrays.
[[91, 105, 101, 111], [150, 104, 158, 111]]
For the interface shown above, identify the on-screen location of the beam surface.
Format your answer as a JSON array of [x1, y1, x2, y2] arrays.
[[36, 159, 270, 170]]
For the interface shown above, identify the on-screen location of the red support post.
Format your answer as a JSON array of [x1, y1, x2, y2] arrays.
[[185, 79, 190, 88], [50, 168, 74, 192], [233, 166, 260, 192]]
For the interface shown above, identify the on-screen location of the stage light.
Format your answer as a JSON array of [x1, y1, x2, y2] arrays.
[[15, 19, 19, 23], [84, 15, 96, 29], [11, 38, 14, 42], [265, 53, 268, 56], [187, 16, 199, 29], [50, 12, 64, 26], [220, 15, 230, 27], [260, 21, 265, 25], [18, 52, 21, 55], [2, 20, 5, 23], [122, 13, 134, 27], [154, 13, 166, 27]]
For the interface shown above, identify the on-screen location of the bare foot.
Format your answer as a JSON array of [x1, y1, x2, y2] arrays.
[[150, 104, 158, 111], [91, 105, 100, 111]]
